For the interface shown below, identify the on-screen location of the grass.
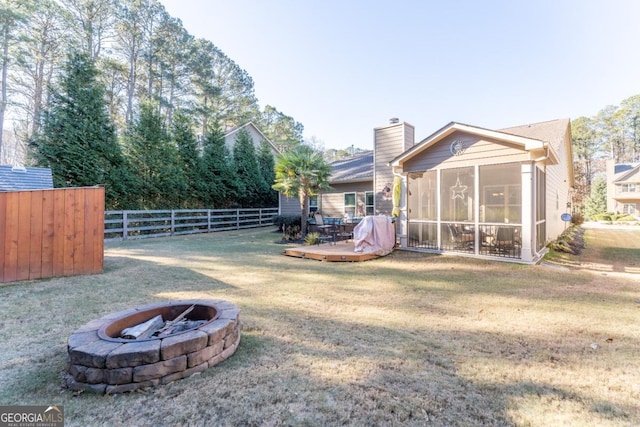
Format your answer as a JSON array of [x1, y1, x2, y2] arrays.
[[0, 226, 639, 426]]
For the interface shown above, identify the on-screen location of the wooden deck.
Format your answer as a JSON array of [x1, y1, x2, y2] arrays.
[[283, 242, 382, 262]]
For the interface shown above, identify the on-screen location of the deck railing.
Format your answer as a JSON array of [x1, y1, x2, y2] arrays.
[[105, 208, 279, 241]]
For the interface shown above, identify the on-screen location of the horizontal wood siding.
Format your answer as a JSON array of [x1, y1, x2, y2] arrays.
[[0, 187, 104, 283], [279, 194, 300, 216], [545, 125, 572, 242], [403, 132, 530, 172], [375, 122, 414, 215], [319, 181, 371, 217]]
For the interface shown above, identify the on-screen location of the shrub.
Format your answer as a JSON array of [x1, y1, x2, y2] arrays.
[[612, 214, 635, 222], [272, 215, 302, 232], [571, 212, 584, 225], [594, 213, 612, 221], [304, 232, 322, 245], [546, 224, 584, 255], [284, 225, 301, 241]]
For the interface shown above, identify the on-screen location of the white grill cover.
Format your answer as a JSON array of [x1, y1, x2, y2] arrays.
[[353, 216, 395, 256]]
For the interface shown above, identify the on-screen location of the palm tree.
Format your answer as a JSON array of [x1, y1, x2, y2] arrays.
[[272, 144, 332, 236]]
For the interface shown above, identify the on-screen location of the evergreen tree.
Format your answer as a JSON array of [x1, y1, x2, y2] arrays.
[[232, 129, 267, 207], [583, 175, 607, 219], [124, 101, 186, 209], [257, 140, 277, 207], [29, 51, 135, 209], [172, 109, 203, 207], [201, 125, 242, 207]]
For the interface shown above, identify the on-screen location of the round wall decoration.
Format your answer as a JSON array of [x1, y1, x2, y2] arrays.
[[382, 183, 393, 200], [450, 140, 465, 156]]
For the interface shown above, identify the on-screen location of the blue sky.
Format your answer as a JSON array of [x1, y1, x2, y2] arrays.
[[161, 0, 640, 150]]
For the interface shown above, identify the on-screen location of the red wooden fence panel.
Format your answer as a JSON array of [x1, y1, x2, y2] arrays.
[[0, 187, 104, 283]]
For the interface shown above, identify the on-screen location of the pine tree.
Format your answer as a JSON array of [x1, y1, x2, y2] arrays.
[[233, 129, 266, 207], [125, 101, 186, 209], [201, 125, 243, 208], [172, 109, 203, 207], [583, 175, 608, 219], [257, 140, 277, 207], [29, 51, 135, 209]]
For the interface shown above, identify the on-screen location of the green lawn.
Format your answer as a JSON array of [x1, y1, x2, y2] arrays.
[[0, 227, 638, 426]]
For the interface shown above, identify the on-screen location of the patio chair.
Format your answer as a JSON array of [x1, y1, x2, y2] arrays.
[[312, 213, 334, 242], [492, 227, 517, 254], [448, 224, 474, 249]]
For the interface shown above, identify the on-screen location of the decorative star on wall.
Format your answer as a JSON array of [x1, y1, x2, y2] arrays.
[[451, 176, 467, 200]]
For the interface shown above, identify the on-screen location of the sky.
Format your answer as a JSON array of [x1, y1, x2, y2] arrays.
[[160, 0, 640, 151]]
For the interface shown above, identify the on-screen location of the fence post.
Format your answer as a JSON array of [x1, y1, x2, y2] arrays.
[[171, 210, 175, 236], [207, 210, 212, 232], [123, 211, 128, 240]]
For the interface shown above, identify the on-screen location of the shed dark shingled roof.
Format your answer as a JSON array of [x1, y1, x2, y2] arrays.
[[0, 166, 54, 191], [329, 151, 373, 183]]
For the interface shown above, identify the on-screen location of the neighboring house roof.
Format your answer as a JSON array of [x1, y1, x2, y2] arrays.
[[612, 163, 640, 182], [0, 165, 53, 191], [224, 122, 280, 154], [329, 151, 373, 184], [390, 120, 565, 168]]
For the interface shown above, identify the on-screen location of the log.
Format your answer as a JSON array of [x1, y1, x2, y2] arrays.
[[120, 315, 164, 339], [156, 305, 196, 337]]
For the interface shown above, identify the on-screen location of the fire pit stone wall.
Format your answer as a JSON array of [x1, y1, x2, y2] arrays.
[[65, 299, 241, 394]]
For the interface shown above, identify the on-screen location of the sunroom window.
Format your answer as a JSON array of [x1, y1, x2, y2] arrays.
[[479, 163, 521, 224]]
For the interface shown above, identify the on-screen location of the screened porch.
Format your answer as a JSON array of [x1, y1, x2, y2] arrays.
[[405, 162, 545, 261]]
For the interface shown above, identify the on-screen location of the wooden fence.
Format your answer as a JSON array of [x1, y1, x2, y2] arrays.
[[0, 187, 104, 283], [104, 207, 278, 241]]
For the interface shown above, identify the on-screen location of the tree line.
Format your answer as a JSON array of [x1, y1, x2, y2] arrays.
[[0, 0, 307, 209], [29, 51, 277, 210], [571, 94, 640, 217]]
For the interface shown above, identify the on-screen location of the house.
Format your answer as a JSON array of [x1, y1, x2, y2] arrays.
[[606, 160, 640, 217], [0, 165, 53, 191], [291, 117, 575, 263], [223, 122, 279, 154]]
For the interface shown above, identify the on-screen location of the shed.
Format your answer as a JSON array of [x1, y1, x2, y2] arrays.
[[0, 166, 54, 191]]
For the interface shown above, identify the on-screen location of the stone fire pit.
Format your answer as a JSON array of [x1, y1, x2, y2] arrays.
[[65, 299, 241, 394]]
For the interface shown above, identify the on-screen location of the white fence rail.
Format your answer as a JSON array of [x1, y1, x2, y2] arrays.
[[105, 208, 279, 241]]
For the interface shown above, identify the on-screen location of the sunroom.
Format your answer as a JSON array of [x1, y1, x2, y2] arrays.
[[390, 121, 569, 263]]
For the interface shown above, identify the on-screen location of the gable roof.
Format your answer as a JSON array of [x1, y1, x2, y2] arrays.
[[612, 163, 640, 182], [224, 122, 280, 154], [500, 118, 570, 156], [0, 165, 53, 191], [391, 120, 565, 168], [329, 151, 373, 183]]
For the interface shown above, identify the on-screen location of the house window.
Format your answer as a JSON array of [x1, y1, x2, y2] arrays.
[[309, 195, 318, 213], [441, 167, 474, 222], [620, 183, 638, 192], [344, 192, 356, 215], [622, 203, 637, 215], [365, 192, 374, 216], [479, 163, 521, 224]]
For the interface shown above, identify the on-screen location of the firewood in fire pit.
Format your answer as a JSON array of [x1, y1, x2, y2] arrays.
[[120, 315, 164, 339], [155, 304, 196, 337]]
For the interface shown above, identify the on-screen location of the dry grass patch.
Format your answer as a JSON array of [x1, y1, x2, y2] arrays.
[[0, 227, 639, 426]]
